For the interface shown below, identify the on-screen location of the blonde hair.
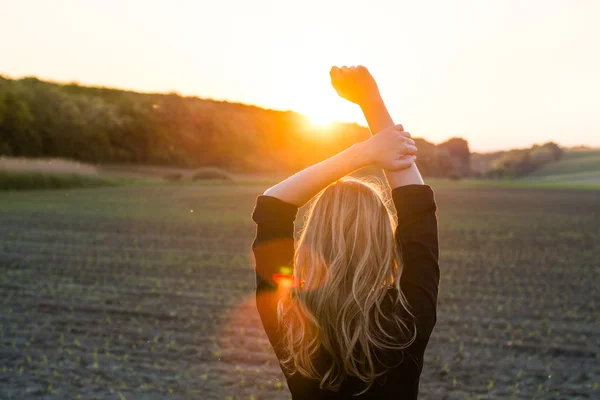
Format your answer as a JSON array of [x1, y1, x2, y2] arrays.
[[277, 177, 417, 395]]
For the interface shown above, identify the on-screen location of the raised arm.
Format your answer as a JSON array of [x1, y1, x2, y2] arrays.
[[330, 66, 424, 189], [332, 65, 439, 340], [263, 125, 417, 207]]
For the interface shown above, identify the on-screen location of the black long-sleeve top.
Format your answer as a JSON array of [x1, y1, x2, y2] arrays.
[[251, 184, 440, 399]]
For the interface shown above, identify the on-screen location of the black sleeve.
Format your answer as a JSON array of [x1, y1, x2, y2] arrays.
[[251, 195, 299, 353], [392, 185, 440, 341]]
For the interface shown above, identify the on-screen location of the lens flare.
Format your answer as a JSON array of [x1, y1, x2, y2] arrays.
[[273, 273, 296, 289]]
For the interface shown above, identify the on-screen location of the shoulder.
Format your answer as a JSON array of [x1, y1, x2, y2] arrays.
[[252, 195, 299, 224], [391, 185, 437, 219]]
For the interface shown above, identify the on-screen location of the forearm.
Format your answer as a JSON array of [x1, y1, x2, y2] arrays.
[[361, 98, 424, 188], [263, 142, 368, 207]]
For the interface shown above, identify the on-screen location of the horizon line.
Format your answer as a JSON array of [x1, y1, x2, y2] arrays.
[[1, 72, 596, 154]]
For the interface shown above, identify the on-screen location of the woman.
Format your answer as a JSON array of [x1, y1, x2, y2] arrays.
[[251, 66, 439, 399]]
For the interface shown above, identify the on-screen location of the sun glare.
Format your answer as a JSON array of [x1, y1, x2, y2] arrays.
[[309, 112, 335, 127], [300, 100, 362, 131]]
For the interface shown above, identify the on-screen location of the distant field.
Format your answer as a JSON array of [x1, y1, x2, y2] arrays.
[[0, 157, 239, 190], [3, 150, 599, 192], [0, 182, 599, 399], [522, 150, 600, 184]]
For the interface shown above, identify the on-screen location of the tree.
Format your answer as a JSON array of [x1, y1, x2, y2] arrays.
[[438, 137, 471, 177], [0, 91, 39, 156]]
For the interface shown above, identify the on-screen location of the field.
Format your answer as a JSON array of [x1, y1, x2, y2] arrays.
[[0, 182, 598, 399], [523, 150, 600, 184]]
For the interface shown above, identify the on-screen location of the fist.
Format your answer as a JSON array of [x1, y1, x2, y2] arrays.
[[330, 65, 380, 105]]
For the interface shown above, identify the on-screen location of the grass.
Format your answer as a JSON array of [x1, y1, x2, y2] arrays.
[[0, 157, 274, 191], [0, 182, 598, 399], [0, 157, 118, 191], [523, 149, 600, 184], [192, 167, 232, 181], [0, 156, 100, 176], [0, 171, 118, 191], [441, 178, 600, 191]]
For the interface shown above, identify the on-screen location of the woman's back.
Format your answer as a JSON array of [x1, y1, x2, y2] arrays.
[[252, 183, 439, 399], [282, 288, 431, 400]]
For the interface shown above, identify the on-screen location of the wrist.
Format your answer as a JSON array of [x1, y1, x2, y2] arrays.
[[359, 96, 394, 133], [359, 93, 384, 111], [348, 141, 372, 169]]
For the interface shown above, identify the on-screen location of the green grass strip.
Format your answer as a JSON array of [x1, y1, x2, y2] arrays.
[[0, 171, 121, 191]]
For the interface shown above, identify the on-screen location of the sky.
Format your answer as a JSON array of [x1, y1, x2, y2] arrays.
[[1, 0, 599, 152]]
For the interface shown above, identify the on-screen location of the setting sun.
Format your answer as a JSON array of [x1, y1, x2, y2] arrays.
[[308, 112, 334, 127], [294, 95, 364, 131]]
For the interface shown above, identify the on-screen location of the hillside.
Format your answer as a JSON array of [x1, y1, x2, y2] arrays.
[[0, 75, 472, 177], [521, 149, 600, 184]]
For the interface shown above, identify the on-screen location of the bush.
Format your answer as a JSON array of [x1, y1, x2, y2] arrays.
[[163, 172, 183, 182], [192, 167, 232, 181], [0, 171, 115, 191], [448, 171, 462, 181]]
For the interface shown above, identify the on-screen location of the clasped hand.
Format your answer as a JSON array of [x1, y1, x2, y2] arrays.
[[360, 125, 417, 171]]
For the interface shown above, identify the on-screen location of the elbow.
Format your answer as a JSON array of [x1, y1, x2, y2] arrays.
[[263, 186, 274, 196]]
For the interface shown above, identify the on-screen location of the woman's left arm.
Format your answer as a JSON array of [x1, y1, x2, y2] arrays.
[[253, 142, 375, 356], [263, 125, 417, 206]]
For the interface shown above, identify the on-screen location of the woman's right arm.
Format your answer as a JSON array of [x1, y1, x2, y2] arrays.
[[360, 98, 424, 189], [331, 65, 439, 339], [392, 185, 439, 340], [360, 89, 440, 338], [330, 66, 424, 189]]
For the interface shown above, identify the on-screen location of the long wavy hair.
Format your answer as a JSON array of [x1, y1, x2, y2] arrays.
[[276, 177, 417, 395]]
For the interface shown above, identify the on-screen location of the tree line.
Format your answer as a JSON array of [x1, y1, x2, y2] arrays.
[[471, 143, 564, 179], [0, 76, 561, 178]]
